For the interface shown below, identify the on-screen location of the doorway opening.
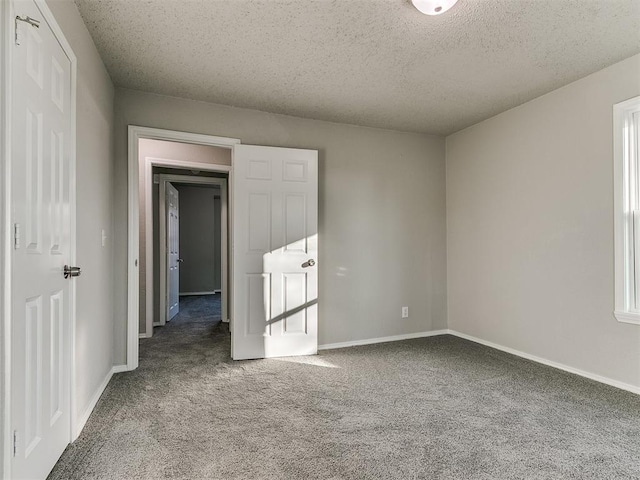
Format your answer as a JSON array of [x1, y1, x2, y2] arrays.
[[139, 143, 230, 338], [154, 172, 228, 334], [142, 170, 231, 359]]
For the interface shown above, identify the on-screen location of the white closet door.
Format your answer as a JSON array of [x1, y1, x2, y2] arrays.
[[11, 0, 74, 478]]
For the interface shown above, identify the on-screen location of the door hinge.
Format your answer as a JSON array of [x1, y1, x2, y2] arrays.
[[13, 430, 18, 457], [13, 223, 20, 250], [14, 15, 40, 46]]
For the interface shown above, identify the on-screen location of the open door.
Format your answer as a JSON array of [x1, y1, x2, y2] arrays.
[[232, 145, 318, 360], [166, 182, 180, 321]]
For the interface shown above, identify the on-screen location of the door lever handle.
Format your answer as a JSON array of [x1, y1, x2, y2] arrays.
[[301, 259, 315, 268], [63, 265, 81, 279]]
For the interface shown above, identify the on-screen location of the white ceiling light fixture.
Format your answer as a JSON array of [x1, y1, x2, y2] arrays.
[[411, 0, 459, 15]]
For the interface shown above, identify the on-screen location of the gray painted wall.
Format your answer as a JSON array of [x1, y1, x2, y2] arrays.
[[47, 0, 116, 421], [114, 89, 448, 363], [446, 54, 640, 389], [175, 185, 221, 294]]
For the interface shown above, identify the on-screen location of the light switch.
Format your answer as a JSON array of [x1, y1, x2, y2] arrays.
[[101, 229, 107, 247]]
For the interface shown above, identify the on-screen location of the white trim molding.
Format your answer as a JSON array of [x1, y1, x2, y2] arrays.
[[613, 310, 640, 325], [613, 95, 640, 325], [448, 330, 640, 396], [0, 2, 11, 475], [127, 126, 239, 371], [318, 330, 449, 350]]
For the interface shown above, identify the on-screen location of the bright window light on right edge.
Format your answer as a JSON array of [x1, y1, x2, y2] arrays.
[[411, 0, 459, 15]]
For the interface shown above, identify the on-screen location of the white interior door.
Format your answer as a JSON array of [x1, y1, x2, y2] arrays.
[[10, 0, 74, 478], [166, 182, 180, 321], [233, 145, 318, 360]]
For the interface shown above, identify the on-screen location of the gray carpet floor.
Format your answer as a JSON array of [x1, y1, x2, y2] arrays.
[[171, 294, 222, 325], [49, 305, 640, 479]]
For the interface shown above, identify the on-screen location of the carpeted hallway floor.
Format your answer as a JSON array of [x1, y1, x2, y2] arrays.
[[171, 294, 222, 325], [49, 304, 640, 479]]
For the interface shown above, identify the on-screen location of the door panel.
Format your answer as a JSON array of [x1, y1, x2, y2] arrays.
[[282, 273, 307, 334], [233, 145, 318, 360], [11, 0, 73, 478], [166, 183, 180, 320]]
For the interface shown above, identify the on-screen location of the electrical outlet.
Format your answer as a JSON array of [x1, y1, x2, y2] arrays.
[[402, 306, 409, 318]]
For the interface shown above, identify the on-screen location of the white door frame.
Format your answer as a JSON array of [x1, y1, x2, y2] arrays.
[[127, 126, 239, 370], [157, 175, 229, 328], [1, 2, 11, 472], [1, 0, 78, 475]]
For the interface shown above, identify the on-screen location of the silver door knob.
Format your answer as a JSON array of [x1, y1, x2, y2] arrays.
[[63, 265, 81, 279], [301, 259, 315, 268], [177, 258, 184, 263]]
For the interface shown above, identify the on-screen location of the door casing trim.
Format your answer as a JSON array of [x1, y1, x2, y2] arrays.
[[127, 126, 239, 370]]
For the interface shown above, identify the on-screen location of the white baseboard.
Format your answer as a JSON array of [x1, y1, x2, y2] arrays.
[[111, 364, 129, 374], [179, 291, 217, 296], [74, 366, 117, 440], [448, 330, 640, 396], [319, 328, 639, 395], [318, 330, 449, 350]]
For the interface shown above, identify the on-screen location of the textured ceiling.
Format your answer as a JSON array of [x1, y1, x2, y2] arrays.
[[74, 0, 640, 135]]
